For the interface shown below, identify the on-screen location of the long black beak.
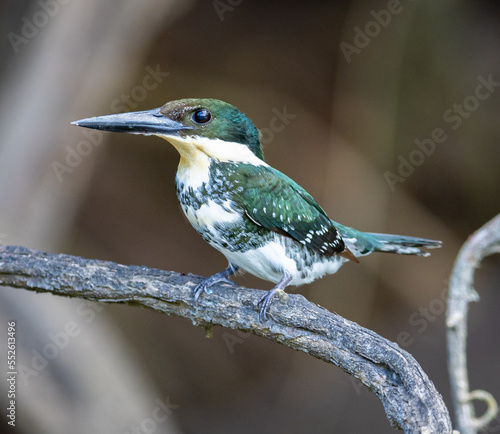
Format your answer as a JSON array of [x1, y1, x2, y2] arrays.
[[72, 108, 192, 135]]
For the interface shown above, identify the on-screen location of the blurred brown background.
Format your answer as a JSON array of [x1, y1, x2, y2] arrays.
[[0, 1, 499, 433]]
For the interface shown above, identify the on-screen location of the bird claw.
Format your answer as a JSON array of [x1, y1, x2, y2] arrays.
[[257, 288, 280, 322], [256, 273, 292, 321], [193, 281, 213, 303], [192, 271, 235, 303]]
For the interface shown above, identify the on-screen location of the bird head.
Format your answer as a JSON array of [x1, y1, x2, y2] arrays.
[[73, 98, 264, 162]]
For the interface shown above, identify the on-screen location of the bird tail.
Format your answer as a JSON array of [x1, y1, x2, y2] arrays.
[[365, 232, 442, 257]]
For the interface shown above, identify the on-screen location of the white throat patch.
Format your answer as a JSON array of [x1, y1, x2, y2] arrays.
[[159, 135, 267, 166]]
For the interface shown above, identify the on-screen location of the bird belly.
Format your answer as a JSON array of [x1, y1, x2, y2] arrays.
[[218, 235, 348, 286]]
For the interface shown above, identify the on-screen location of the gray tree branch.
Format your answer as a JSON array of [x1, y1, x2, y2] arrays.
[[0, 244, 451, 432], [447, 213, 500, 433]]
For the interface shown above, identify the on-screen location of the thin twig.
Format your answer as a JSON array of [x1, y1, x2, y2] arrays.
[[0, 244, 452, 432], [447, 213, 500, 434]]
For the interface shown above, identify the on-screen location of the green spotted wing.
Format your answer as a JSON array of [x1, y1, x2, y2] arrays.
[[234, 164, 345, 256]]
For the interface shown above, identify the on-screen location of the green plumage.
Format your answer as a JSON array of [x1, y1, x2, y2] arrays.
[[224, 164, 345, 256]]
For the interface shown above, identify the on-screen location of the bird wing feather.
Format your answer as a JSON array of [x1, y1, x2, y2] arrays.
[[236, 164, 345, 256]]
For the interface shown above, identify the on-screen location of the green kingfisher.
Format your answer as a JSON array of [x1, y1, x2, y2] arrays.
[[73, 98, 441, 320]]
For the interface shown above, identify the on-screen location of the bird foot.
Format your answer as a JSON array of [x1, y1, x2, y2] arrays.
[[256, 272, 292, 321], [257, 288, 287, 322], [192, 265, 238, 302]]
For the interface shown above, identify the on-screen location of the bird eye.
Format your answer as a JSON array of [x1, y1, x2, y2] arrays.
[[192, 109, 212, 124]]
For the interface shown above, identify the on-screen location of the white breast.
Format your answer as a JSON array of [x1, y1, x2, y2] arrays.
[[216, 235, 348, 286], [175, 154, 211, 190], [182, 199, 241, 231]]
